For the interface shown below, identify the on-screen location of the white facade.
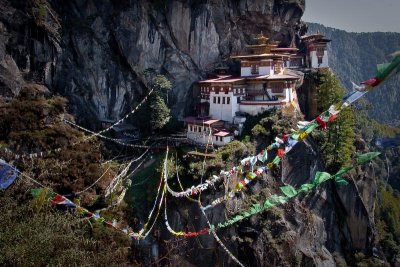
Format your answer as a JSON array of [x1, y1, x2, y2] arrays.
[[241, 60, 274, 76], [186, 123, 233, 146], [239, 102, 282, 115], [186, 124, 212, 145], [310, 50, 328, 68], [213, 135, 234, 146], [209, 92, 240, 122]]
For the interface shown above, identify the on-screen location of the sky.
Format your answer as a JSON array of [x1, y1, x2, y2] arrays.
[[303, 0, 400, 33]]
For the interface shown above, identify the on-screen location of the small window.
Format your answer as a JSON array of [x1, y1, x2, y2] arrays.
[[215, 87, 220, 94], [237, 97, 241, 104], [218, 97, 221, 104], [227, 97, 230, 105], [213, 97, 216, 104], [222, 97, 225, 104], [251, 65, 259, 74], [189, 125, 193, 132], [316, 47, 324, 57], [318, 57, 323, 65]]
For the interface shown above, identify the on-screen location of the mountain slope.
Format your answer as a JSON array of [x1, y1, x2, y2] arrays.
[[307, 23, 400, 126]]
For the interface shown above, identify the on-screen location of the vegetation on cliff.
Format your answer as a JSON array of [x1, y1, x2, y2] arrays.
[[0, 85, 134, 266], [307, 23, 400, 126]]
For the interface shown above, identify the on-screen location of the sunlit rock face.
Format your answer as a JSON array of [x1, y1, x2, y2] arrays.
[[0, 0, 305, 124]]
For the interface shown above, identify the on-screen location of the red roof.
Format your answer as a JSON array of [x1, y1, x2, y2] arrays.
[[271, 48, 299, 52], [214, 131, 231, 137], [266, 74, 299, 80], [199, 75, 244, 83], [183, 117, 222, 125]]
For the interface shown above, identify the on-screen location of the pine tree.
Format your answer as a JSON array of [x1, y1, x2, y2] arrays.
[[314, 69, 356, 172], [150, 94, 171, 133]]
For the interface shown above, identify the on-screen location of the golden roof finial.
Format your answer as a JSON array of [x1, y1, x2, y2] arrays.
[[255, 31, 268, 44]]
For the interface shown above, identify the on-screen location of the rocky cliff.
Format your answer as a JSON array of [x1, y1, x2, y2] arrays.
[[0, 1, 383, 266], [159, 140, 381, 266], [0, 0, 306, 126]]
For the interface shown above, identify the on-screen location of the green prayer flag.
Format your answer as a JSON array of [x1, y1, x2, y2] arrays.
[[291, 133, 300, 140], [334, 166, 353, 177], [243, 212, 251, 218], [313, 172, 331, 185], [280, 185, 298, 198], [250, 204, 262, 214], [31, 188, 55, 199], [261, 150, 268, 162], [264, 199, 273, 208], [305, 122, 318, 134], [335, 177, 349, 185], [269, 195, 289, 204], [298, 183, 315, 193], [356, 152, 381, 165], [272, 156, 281, 165], [31, 188, 43, 198], [376, 55, 400, 80]]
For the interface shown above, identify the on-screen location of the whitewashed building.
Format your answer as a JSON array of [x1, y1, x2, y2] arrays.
[[302, 32, 331, 69], [184, 117, 233, 146], [185, 33, 330, 146]]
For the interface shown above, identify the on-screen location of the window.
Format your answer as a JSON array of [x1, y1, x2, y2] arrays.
[[224, 87, 229, 94], [271, 83, 284, 93], [316, 47, 324, 57], [222, 97, 225, 104], [215, 87, 220, 94], [275, 63, 282, 73], [198, 127, 201, 132], [218, 97, 220, 104], [251, 64, 259, 74], [213, 97, 216, 104], [227, 97, 230, 105], [237, 97, 241, 104], [189, 125, 193, 132], [318, 57, 323, 65]]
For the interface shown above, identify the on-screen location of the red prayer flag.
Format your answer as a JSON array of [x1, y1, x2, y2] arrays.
[[277, 149, 285, 158]]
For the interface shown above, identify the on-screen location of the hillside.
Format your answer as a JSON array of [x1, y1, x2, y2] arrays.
[[307, 23, 400, 126], [1, 1, 399, 266]]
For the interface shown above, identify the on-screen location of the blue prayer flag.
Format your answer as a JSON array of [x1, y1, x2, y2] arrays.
[[0, 161, 19, 190]]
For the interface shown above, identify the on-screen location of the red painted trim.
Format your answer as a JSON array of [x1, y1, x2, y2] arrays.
[[239, 101, 286, 106]]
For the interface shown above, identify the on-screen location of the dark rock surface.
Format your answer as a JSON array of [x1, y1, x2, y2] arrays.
[[0, 0, 306, 125]]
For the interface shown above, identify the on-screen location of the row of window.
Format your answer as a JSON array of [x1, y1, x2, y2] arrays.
[[249, 64, 283, 74], [189, 125, 211, 133], [213, 96, 231, 105], [200, 87, 246, 94], [187, 130, 224, 142]]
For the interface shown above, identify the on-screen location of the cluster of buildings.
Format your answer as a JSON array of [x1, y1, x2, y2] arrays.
[[184, 32, 331, 146]]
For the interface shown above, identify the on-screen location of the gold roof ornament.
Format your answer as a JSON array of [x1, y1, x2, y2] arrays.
[[254, 31, 269, 45]]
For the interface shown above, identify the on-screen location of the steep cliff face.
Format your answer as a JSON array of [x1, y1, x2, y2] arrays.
[[163, 140, 380, 266], [0, 0, 305, 125]]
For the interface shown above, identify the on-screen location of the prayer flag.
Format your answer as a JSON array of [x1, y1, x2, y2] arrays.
[[0, 161, 18, 190]]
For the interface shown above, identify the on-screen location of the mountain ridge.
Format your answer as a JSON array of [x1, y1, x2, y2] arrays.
[[307, 22, 400, 126]]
